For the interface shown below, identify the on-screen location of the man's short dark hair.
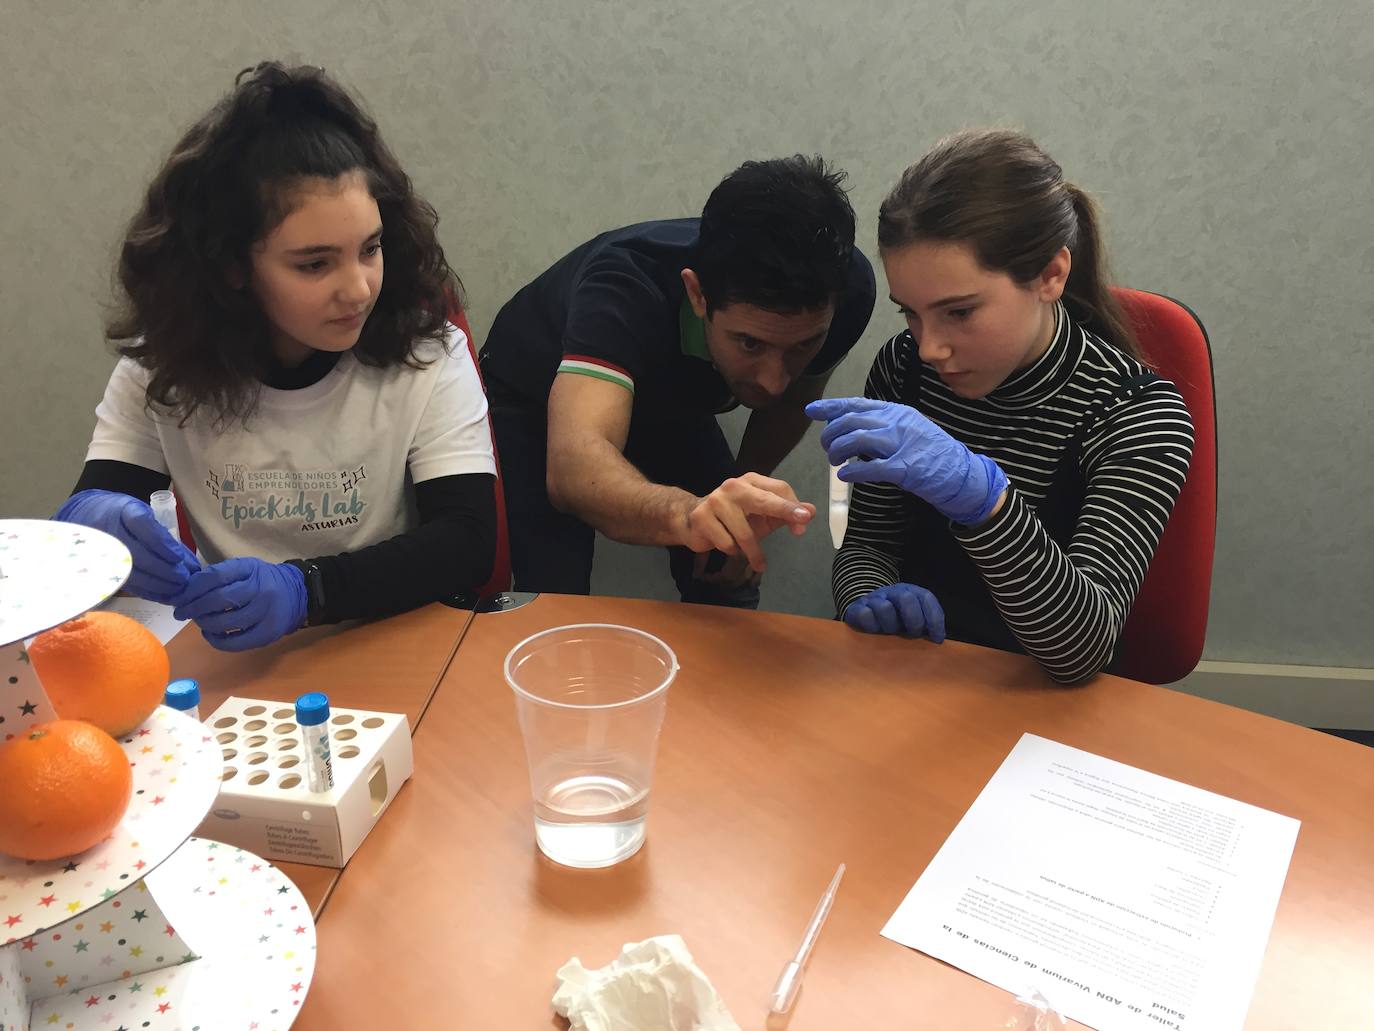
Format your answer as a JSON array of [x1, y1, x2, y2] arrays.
[[695, 155, 856, 314]]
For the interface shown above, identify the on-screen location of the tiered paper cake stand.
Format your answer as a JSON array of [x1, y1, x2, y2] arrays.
[[0, 520, 316, 1030]]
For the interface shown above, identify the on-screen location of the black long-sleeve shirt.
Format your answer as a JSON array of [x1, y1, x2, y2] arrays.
[[73, 348, 496, 623]]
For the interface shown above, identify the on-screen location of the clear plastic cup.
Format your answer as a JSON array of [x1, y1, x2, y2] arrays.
[[505, 624, 677, 868]]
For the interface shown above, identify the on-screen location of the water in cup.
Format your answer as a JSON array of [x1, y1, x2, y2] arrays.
[[533, 767, 649, 868]]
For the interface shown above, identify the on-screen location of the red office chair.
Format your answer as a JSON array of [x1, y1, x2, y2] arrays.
[[1111, 288, 1217, 684], [449, 307, 514, 599]]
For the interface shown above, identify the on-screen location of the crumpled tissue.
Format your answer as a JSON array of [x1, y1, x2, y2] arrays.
[[552, 934, 740, 1031]]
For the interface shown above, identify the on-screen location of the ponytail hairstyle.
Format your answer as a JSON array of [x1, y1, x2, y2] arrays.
[[877, 128, 1142, 361], [107, 61, 462, 425]]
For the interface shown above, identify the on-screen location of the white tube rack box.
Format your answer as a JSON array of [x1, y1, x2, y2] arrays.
[[195, 695, 413, 868]]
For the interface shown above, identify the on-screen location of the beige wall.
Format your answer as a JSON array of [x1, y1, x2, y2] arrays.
[[1, 0, 1370, 665]]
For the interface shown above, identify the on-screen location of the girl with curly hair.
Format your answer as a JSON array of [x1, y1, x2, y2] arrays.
[[56, 62, 496, 651]]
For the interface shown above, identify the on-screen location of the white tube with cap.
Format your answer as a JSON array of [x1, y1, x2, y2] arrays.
[[828, 463, 850, 550], [149, 489, 180, 538], [150, 488, 203, 567]]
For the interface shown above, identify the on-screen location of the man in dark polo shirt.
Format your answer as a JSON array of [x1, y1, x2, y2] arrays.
[[479, 155, 875, 606]]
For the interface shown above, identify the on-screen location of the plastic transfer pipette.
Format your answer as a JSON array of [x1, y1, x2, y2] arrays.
[[769, 862, 846, 1015]]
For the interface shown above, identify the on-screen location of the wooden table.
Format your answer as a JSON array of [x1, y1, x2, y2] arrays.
[[166, 601, 475, 914], [295, 595, 1374, 1029]]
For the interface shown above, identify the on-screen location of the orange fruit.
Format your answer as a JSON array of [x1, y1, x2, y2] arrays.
[[0, 720, 133, 861], [28, 611, 169, 737]]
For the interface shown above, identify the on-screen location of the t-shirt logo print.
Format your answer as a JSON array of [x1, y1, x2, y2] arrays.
[[340, 464, 366, 492], [221, 463, 248, 493], [208, 462, 370, 533]]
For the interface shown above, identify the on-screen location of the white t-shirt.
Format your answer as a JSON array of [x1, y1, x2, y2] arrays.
[[86, 324, 497, 565]]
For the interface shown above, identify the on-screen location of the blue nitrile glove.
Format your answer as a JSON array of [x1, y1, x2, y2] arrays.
[[843, 583, 946, 642], [54, 489, 200, 603], [806, 397, 1009, 526], [170, 557, 308, 652]]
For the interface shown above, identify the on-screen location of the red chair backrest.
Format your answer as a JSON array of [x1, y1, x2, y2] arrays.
[[174, 500, 197, 557], [1110, 288, 1217, 683], [449, 307, 513, 599]]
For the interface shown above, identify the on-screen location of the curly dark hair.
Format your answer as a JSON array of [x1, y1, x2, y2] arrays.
[[107, 61, 463, 425]]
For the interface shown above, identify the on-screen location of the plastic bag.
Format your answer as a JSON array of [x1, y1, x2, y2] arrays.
[[1002, 989, 1067, 1030]]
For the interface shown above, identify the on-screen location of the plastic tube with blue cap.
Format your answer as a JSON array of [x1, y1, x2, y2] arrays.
[[296, 692, 334, 792], [164, 678, 201, 721]]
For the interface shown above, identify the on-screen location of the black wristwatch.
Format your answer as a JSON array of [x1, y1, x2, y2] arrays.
[[288, 559, 327, 627]]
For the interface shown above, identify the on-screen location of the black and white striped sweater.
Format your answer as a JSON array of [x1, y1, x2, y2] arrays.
[[832, 304, 1194, 683]]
